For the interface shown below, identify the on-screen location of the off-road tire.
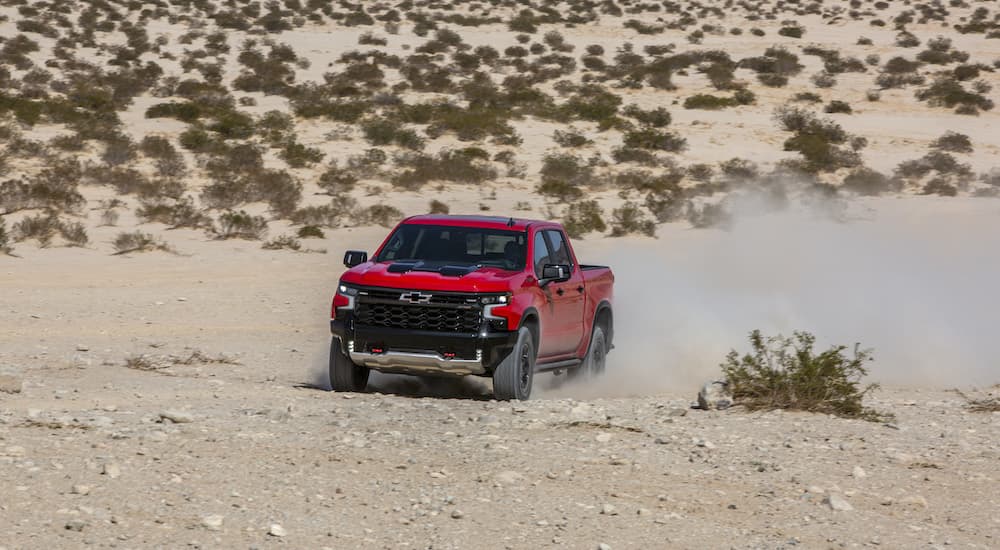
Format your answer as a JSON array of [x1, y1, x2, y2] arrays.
[[329, 337, 370, 392], [568, 326, 607, 381], [493, 327, 535, 400]]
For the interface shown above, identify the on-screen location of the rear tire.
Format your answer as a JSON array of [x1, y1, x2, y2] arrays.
[[571, 326, 607, 380], [329, 337, 370, 392], [493, 327, 535, 401]]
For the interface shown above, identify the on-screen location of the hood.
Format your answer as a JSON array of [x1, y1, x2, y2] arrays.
[[340, 261, 522, 293]]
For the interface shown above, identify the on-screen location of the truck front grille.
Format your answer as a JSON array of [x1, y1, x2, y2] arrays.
[[355, 289, 482, 333]]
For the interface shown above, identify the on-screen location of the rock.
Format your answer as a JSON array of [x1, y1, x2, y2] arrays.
[[697, 380, 732, 410], [852, 466, 867, 479], [598, 544, 612, 550], [159, 410, 195, 424], [65, 519, 87, 531], [601, 503, 618, 516], [478, 415, 500, 425], [4, 445, 26, 457], [201, 514, 224, 531], [824, 493, 854, 511], [450, 510, 464, 519], [595, 433, 612, 443], [102, 463, 121, 479], [0, 374, 23, 394], [76, 345, 90, 352], [71, 484, 92, 496], [268, 524, 286, 537], [667, 408, 688, 417]]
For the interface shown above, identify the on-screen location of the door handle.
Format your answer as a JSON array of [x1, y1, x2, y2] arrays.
[[576, 286, 584, 293], [556, 288, 565, 296]]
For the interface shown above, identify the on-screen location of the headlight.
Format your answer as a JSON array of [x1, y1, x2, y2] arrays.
[[333, 283, 358, 314], [480, 293, 511, 305], [339, 284, 359, 296]]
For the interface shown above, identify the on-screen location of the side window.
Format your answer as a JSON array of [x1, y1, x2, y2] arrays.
[[544, 230, 573, 268], [532, 232, 550, 278]]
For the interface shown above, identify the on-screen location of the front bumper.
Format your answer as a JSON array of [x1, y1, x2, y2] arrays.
[[330, 320, 518, 377]]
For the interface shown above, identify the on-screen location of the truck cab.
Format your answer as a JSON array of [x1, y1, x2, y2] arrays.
[[330, 215, 614, 400]]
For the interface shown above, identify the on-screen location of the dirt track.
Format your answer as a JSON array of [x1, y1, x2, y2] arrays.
[[2, 242, 998, 549]]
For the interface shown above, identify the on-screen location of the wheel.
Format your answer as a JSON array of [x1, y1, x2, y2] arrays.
[[570, 326, 607, 380], [493, 326, 535, 401], [329, 337, 370, 392]]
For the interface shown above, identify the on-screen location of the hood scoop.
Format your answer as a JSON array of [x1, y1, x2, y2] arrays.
[[386, 261, 481, 277]]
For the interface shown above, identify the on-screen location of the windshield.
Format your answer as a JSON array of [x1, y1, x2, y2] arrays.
[[376, 224, 527, 271]]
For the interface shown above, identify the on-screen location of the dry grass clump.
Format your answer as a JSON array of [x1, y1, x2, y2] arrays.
[[428, 199, 450, 214], [210, 210, 268, 240], [392, 149, 497, 189], [112, 231, 172, 255], [609, 202, 655, 237], [722, 330, 891, 422], [11, 213, 88, 248], [562, 200, 606, 238], [0, 218, 12, 255], [262, 235, 302, 251], [136, 197, 212, 229]]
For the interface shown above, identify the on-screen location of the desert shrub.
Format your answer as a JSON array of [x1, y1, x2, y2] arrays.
[[857, 37, 873, 46], [623, 128, 686, 152], [896, 151, 973, 179], [774, 106, 860, 172], [841, 167, 898, 196], [686, 202, 732, 229], [112, 231, 171, 254], [212, 210, 267, 240], [540, 153, 594, 187], [0, 219, 10, 254], [362, 118, 424, 150], [915, 76, 994, 114], [537, 179, 584, 202], [720, 158, 761, 181], [895, 31, 920, 48], [12, 213, 87, 247], [720, 330, 889, 421], [777, 24, 805, 39], [139, 135, 178, 159], [930, 131, 973, 153], [356, 204, 403, 227], [866, 90, 881, 101], [296, 225, 325, 239], [824, 100, 853, 114], [137, 197, 211, 229], [428, 199, 449, 214], [262, 235, 302, 251], [921, 178, 958, 196], [792, 92, 822, 103], [317, 163, 359, 195], [562, 200, 606, 238], [621, 105, 671, 127], [811, 72, 836, 88], [553, 129, 592, 148], [609, 202, 655, 237], [611, 147, 657, 165], [279, 140, 325, 167], [392, 149, 497, 189]]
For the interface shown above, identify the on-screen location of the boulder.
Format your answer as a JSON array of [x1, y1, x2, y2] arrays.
[[697, 380, 732, 410]]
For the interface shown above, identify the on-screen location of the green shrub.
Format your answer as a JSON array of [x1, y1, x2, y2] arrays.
[[622, 128, 687, 152], [392, 150, 497, 189], [721, 330, 890, 421], [609, 202, 655, 237], [824, 100, 852, 114], [621, 105, 671, 127], [279, 140, 325, 167], [357, 204, 403, 227], [792, 92, 822, 103], [296, 225, 325, 239], [562, 200, 606, 238], [778, 24, 804, 39], [552, 129, 592, 148], [212, 210, 267, 240], [841, 167, 898, 196], [112, 231, 171, 254], [915, 76, 995, 114], [537, 179, 584, 202]]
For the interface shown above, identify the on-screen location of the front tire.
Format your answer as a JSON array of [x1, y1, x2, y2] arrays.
[[493, 327, 535, 400], [329, 337, 370, 392]]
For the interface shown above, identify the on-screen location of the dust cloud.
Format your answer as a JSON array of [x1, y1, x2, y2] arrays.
[[565, 194, 1000, 398]]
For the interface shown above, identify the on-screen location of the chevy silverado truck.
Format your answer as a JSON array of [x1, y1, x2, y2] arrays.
[[329, 215, 614, 400]]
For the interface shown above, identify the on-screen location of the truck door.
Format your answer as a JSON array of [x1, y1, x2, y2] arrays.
[[540, 229, 586, 357]]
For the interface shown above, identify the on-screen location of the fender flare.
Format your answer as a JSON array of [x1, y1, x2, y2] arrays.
[[591, 301, 614, 350]]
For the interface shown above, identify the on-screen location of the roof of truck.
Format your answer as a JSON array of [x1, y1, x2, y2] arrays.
[[401, 214, 558, 232]]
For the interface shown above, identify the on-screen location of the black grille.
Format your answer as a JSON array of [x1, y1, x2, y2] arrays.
[[355, 289, 482, 333]]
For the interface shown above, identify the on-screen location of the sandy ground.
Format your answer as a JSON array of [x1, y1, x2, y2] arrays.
[[2, 197, 999, 549]]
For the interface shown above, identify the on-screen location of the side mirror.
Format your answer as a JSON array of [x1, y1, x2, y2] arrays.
[[343, 250, 368, 268], [540, 264, 571, 287]]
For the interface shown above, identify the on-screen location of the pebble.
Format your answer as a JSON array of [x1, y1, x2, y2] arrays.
[[495, 470, 525, 485], [65, 519, 87, 532], [824, 493, 854, 511], [595, 433, 612, 443], [601, 503, 618, 516], [201, 514, 224, 531], [899, 495, 928, 508], [159, 410, 195, 424], [76, 345, 89, 352], [71, 484, 92, 496], [852, 466, 868, 479], [450, 510, 464, 519], [598, 544, 612, 550], [268, 524, 286, 537]]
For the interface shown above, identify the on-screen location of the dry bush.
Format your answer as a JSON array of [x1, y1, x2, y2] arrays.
[[136, 197, 211, 229], [392, 149, 497, 189], [210, 210, 267, 240], [112, 231, 171, 254], [721, 330, 891, 422], [609, 202, 655, 237], [262, 235, 302, 251], [0, 218, 11, 255], [11, 213, 87, 247], [915, 76, 994, 115], [930, 131, 973, 153], [562, 200, 606, 238], [296, 225, 325, 239], [354, 204, 403, 227], [428, 199, 450, 214], [841, 167, 900, 196]]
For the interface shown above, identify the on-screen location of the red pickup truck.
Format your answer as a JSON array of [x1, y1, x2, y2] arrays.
[[329, 215, 614, 400]]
